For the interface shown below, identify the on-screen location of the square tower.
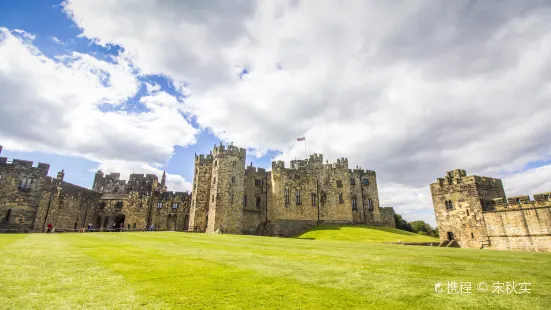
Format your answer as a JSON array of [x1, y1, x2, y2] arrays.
[[430, 169, 505, 248]]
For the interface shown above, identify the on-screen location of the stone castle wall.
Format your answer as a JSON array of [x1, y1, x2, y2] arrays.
[[0, 156, 51, 231], [483, 206, 551, 251], [431, 169, 551, 252], [1, 144, 393, 236]]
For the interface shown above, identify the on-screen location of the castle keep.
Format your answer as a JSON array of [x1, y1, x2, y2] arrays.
[[189, 143, 395, 236], [431, 169, 551, 252], [0, 143, 395, 235]]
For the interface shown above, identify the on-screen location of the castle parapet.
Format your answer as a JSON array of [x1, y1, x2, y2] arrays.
[[534, 192, 551, 203], [507, 195, 531, 205], [0, 158, 50, 175], [245, 165, 267, 174], [195, 153, 214, 164], [212, 143, 246, 157], [272, 160, 285, 170], [308, 153, 323, 165]]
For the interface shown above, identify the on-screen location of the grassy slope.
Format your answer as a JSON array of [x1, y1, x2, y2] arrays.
[[296, 225, 440, 243], [0, 232, 549, 310]]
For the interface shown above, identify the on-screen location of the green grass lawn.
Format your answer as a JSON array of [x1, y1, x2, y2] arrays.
[[296, 225, 440, 243], [0, 231, 550, 309]]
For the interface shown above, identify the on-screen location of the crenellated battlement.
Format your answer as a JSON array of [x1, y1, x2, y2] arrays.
[[245, 163, 267, 174], [272, 160, 285, 170], [161, 191, 191, 198], [348, 169, 376, 176], [431, 169, 501, 187], [195, 153, 214, 164], [0, 157, 50, 175], [308, 153, 323, 164], [212, 142, 246, 158], [273, 155, 354, 172], [507, 195, 531, 205]]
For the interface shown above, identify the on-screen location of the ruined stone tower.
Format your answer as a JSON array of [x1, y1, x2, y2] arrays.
[[205, 143, 246, 234]]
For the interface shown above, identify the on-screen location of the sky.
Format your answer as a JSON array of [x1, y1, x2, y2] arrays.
[[1, 0, 551, 227]]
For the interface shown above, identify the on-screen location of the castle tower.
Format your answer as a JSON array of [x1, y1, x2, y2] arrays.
[[188, 152, 214, 231], [205, 142, 246, 234], [93, 170, 104, 192], [430, 169, 506, 248]]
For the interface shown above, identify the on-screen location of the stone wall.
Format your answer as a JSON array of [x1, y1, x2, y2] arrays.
[[36, 174, 102, 232], [242, 165, 269, 234], [0, 156, 50, 231], [379, 207, 397, 228], [483, 206, 551, 251]]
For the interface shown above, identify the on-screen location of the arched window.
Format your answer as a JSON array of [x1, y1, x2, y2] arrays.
[[243, 195, 247, 206], [448, 200, 453, 210], [26, 178, 33, 188], [352, 197, 357, 211], [20, 177, 27, 188], [445, 200, 449, 209], [295, 190, 301, 205]]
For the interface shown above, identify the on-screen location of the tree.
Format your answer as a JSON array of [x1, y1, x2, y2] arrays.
[[410, 220, 439, 238], [394, 214, 413, 232]]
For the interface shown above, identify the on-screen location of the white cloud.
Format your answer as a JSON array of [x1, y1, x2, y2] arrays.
[[0, 27, 197, 187], [8, 0, 550, 223], [502, 165, 551, 197]]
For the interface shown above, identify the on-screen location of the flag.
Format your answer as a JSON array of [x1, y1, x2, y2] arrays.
[[297, 137, 305, 141]]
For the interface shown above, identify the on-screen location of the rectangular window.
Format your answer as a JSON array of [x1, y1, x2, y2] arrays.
[[213, 177, 216, 185], [172, 203, 179, 209], [231, 176, 235, 184], [352, 197, 357, 211], [212, 195, 215, 202], [471, 232, 474, 239], [243, 195, 247, 206], [363, 178, 369, 185], [256, 196, 261, 209], [296, 190, 301, 205], [115, 201, 123, 209], [157, 203, 163, 209], [350, 178, 355, 185], [338, 193, 344, 204], [284, 188, 290, 206], [336, 180, 342, 188], [311, 193, 316, 206], [368, 199, 373, 210]]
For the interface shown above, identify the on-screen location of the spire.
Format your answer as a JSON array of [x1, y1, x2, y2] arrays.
[[161, 171, 166, 187]]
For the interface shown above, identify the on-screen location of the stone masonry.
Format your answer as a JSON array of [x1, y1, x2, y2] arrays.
[[1, 143, 395, 236], [0, 145, 191, 232], [431, 169, 551, 252], [188, 143, 395, 236]]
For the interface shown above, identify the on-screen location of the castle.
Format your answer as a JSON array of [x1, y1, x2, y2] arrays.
[[0, 143, 395, 235], [431, 169, 551, 252]]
